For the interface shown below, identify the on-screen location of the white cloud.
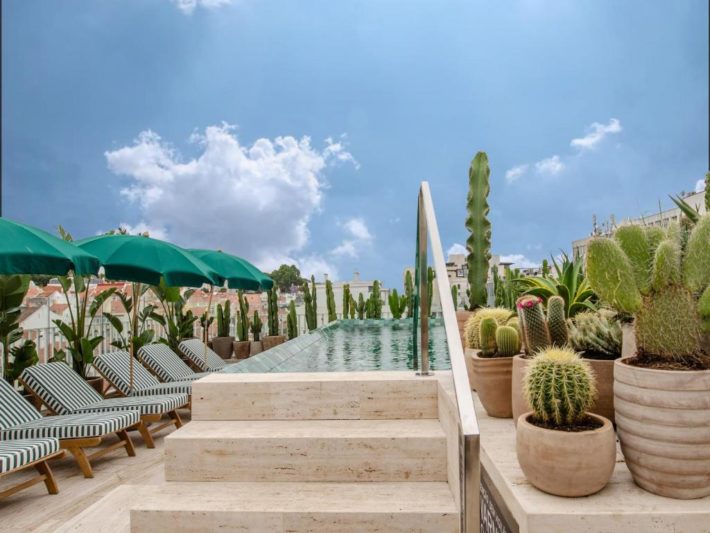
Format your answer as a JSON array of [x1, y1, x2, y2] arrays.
[[172, 0, 232, 15], [695, 179, 706, 193], [324, 136, 360, 170], [535, 155, 565, 176], [118, 222, 169, 240], [447, 243, 467, 258], [505, 164, 528, 183], [570, 118, 622, 151], [343, 218, 372, 241], [297, 255, 339, 281], [500, 254, 538, 268], [106, 123, 357, 275], [331, 217, 373, 259]]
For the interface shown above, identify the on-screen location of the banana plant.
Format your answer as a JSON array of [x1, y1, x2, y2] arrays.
[[150, 279, 197, 354], [104, 286, 155, 353]]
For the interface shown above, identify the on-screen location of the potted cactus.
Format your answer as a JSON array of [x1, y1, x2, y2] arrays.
[[249, 311, 263, 355], [517, 347, 616, 497], [586, 217, 710, 499], [470, 317, 522, 417], [212, 300, 234, 359], [286, 300, 298, 339], [262, 287, 286, 351], [232, 291, 251, 359], [463, 307, 514, 389], [511, 295, 568, 425], [568, 309, 622, 422]]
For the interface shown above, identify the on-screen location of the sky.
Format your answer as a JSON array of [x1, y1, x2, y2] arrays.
[[3, 0, 708, 288]]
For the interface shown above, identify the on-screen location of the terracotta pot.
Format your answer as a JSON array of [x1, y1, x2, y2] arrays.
[[517, 412, 616, 497], [233, 341, 250, 359], [250, 341, 263, 356], [471, 351, 513, 418], [585, 357, 616, 423], [621, 322, 636, 359], [211, 336, 234, 359], [86, 376, 104, 396], [512, 354, 532, 426], [614, 359, 710, 499], [456, 310, 472, 351], [464, 348, 477, 391], [262, 335, 286, 351]]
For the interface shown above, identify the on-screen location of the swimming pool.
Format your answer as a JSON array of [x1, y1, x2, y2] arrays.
[[224, 319, 450, 373]]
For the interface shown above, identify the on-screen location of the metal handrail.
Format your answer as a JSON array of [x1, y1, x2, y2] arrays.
[[414, 181, 480, 532]]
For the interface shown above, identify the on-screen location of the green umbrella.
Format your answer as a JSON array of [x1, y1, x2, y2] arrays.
[[76, 234, 221, 390], [0, 218, 100, 276], [187, 249, 270, 291]]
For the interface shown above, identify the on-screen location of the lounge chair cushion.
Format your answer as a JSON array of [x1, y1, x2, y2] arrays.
[[139, 344, 210, 382], [0, 410, 139, 440], [179, 339, 227, 371], [20, 362, 188, 416], [0, 438, 60, 474], [93, 351, 192, 397], [0, 379, 43, 428]]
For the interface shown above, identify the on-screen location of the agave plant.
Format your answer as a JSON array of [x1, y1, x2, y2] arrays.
[[518, 252, 596, 318]]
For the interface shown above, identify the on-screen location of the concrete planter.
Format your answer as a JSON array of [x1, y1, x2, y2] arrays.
[[471, 351, 514, 418], [614, 359, 710, 499], [585, 357, 616, 423], [456, 310, 472, 351], [211, 336, 234, 359], [233, 341, 250, 359], [262, 335, 286, 351], [250, 341, 263, 356], [517, 412, 616, 497], [511, 354, 532, 426]]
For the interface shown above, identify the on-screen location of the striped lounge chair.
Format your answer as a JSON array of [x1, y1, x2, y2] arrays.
[[0, 379, 139, 478], [179, 339, 238, 372], [20, 362, 188, 449], [138, 343, 210, 383], [93, 351, 193, 402], [0, 438, 62, 499]]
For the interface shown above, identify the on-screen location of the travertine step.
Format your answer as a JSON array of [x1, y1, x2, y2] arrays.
[[165, 419, 447, 482], [130, 481, 458, 532], [192, 371, 439, 420]]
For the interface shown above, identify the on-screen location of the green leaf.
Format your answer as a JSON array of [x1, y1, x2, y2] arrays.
[[89, 288, 117, 317], [103, 312, 124, 334]]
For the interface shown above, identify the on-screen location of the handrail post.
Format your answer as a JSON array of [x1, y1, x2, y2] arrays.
[[417, 190, 431, 376]]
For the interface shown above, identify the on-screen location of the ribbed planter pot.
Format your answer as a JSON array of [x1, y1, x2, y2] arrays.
[[456, 310, 472, 351], [471, 351, 514, 418], [211, 336, 235, 359], [585, 357, 616, 423], [621, 322, 636, 359], [262, 335, 286, 351], [250, 341, 263, 356], [614, 359, 710, 499], [517, 412, 616, 497], [233, 341, 250, 359], [512, 355, 532, 426]]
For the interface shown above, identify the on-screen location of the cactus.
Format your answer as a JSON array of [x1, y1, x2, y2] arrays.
[[216, 300, 231, 337], [541, 259, 550, 278], [516, 296, 551, 354], [250, 311, 263, 341], [496, 325, 521, 356], [356, 293, 366, 319], [586, 215, 709, 362], [326, 279, 337, 322], [463, 307, 513, 349], [569, 309, 622, 357], [342, 284, 351, 319], [479, 318, 498, 357], [286, 300, 298, 339], [267, 287, 279, 336], [524, 347, 597, 426], [405, 270, 414, 317], [366, 280, 383, 319], [236, 291, 250, 341], [451, 285, 459, 310], [303, 276, 317, 331], [465, 151, 491, 310], [388, 289, 407, 319], [546, 295, 568, 346], [349, 294, 357, 319]]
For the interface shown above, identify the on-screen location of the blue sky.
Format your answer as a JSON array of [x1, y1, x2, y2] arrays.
[[3, 0, 708, 288]]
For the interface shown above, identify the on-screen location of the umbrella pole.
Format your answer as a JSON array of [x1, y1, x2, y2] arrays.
[[203, 286, 213, 367], [130, 281, 141, 393]]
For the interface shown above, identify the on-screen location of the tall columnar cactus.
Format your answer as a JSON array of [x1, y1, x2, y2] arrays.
[[310, 276, 318, 326], [405, 270, 415, 317], [267, 287, 279, 337], [465, 151, 492, 310], [517, 296, 551, 354], [325, 279, 337, 322], [546, 295, 569, 346], [479, 318, 498, 357], [303, 277, 317, 331], [216, 300, 231, 337], [356, 293, 366, 319], [524, 347, 597, 426], [569, 309, 622, 357], [349, 295, 357, 319], [236, 291, 250, 341], [451, 285, 459, 310], [586, 217, 709, 361], [342, 284, 351, 319], [388, 289, 407, 319], [464, 307, 513, 349], [286, 300, 298, 339], [250, 311, 263, 342], [366, 280, 383, 319]]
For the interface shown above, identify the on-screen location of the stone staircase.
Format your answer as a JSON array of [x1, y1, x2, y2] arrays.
[[72, 371, 462, 532]]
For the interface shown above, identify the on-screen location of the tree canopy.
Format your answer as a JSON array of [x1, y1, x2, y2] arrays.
[[270, 264, 307, 292]]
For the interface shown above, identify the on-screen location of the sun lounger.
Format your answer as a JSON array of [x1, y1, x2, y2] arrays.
[[20, 362, 188, 449], [179, 339, 238, 372], [0, 379, 138, 478], [138, 343, 210, 383], [0, 438, 63, 499]]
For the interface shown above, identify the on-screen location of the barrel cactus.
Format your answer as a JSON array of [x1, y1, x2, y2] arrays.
[[496, 325, 521, 356], [569, 309, 622, 357], [478, 317, 521, 357], [524, 347, 597, 426], [586, 215, 710, 362], [464, 307, 513, 349]]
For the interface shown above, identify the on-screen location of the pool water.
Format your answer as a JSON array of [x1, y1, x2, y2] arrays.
[[225, 319, 450, 373]]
